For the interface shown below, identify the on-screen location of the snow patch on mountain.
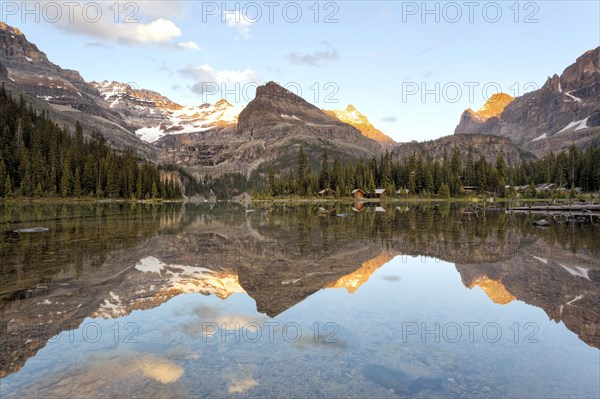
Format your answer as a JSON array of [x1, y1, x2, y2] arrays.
[[136, 100, 243, 143], [531, 133, 547, 142], [564, 92, 583, 103], [557, 118, 589, 134]]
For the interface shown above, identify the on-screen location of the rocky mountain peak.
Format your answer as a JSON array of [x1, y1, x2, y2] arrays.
[[467, 92, 515, 121], [542, 74, 561, 92], [215, 98, 233, 107], [560, 46, 600, 99], [454, 46, 600, 156], [253, 81, 307, 106], [233, 81, 381, 174], [239, 81, 346, 133], [91, 80, 182, 111], [0, 22, 24, 36], [0, 22, 49, 64], [322, 104, 396, 147]]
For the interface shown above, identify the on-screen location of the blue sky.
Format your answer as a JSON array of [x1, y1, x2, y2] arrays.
[[3, 1, 599, 141]]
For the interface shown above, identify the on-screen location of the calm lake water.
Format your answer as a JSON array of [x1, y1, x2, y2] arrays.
[[1, 203, 599, 398]]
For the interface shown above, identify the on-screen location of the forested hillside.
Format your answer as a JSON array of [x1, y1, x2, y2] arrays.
[[0, 84, 181, 199], [260, 145, 600, 198]]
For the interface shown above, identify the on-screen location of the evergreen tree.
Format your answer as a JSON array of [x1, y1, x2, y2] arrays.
[[34, 182, 43, 198], [476, 155, 488, 193], [319, 149, 330, 189], [297, 146, 308, 195], [439, 183, 450, 198], [73, 167, 82, 197], [367, 173, 376, 197], [0, 157, 5, 197], [408, 171, 416, 195], [268, 165, 275, 196], [4, 175, 12, 198], [495, 153, 507, 196], [60, 158, 72, 198]]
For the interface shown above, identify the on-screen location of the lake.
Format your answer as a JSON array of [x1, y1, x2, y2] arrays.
[[1, 203, 599, 398]]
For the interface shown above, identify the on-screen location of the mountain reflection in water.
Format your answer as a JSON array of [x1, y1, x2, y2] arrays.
[[0, 203, 598, 398]]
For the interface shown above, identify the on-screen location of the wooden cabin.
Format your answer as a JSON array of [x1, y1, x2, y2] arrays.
[[352, 189, 366, 199], [375, 188, 387, 198]]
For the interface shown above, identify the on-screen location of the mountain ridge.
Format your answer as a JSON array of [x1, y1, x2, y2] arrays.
[[323, 104, 396, 148], [455, 47, 600, 155]]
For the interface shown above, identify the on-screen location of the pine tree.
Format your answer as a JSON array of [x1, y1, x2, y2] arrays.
[[34, 182, 43, 198], [268, 165, 275, 196], [105, 156, 120, 198], [439, 183, 450, 198], [73, 167, 82, 197], [136, 168, 143, 199], [425, 166, 435, 193], [408, 171, 416, 195], [450, 147, 461, 194], [0, 157, 5, 197], [60, 159, 72, 198], [465, 147, 474, 186], [495, 153, 507, 196], [367, 173, 376, 197], [4, 175, 13, 198], [476, 155, 488, 194], [319, 149, 330, 189], [297, 146, 308, 195]]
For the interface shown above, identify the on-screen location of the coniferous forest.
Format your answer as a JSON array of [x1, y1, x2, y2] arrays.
[[260, 145, 600, 198], [0, 85, 181, 200]]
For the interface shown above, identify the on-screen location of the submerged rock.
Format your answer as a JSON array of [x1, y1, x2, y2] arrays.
[[363, 364, 444, 395]]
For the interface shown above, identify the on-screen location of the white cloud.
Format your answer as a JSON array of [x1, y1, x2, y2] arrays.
[[131, 19, 181, 43], [24, 1, 185, 46], [179, 64, 260, 95], [177, 41, 201, 51], [225, 11, 255, 39], [54, 16, 182, 45], [181, 64, 216, 82]]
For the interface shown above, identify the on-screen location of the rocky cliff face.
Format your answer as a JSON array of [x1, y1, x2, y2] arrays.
[[0, 22, 157, 158], [0, 22, 120, 122], [322, 105, 396, 148], [391, 134, 523, 165], [455, 92, 514, 128], [91, 81, 243, 143], [455, 47, 600, 155], [237, 82, 380, 149], [232, 82, 381, 172], [91, 80, 182, 129]]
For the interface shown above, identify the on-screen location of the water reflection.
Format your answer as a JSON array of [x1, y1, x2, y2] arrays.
[[0, 203, 598, 398]]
